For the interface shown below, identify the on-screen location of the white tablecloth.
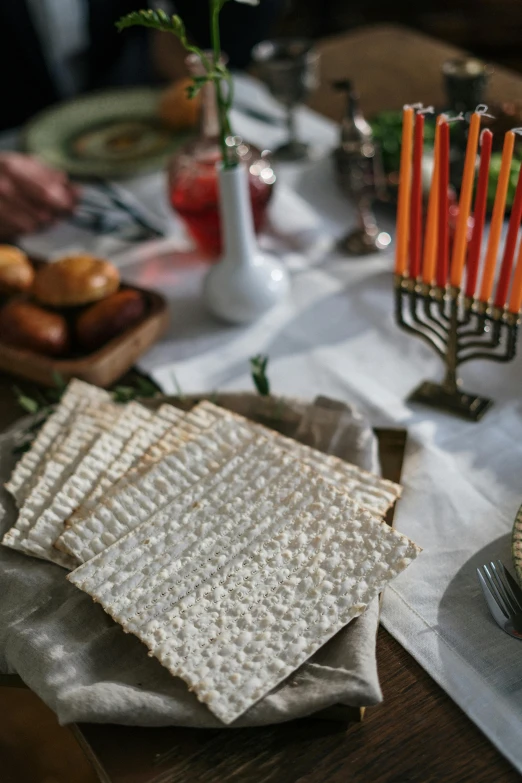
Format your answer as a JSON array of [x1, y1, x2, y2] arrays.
[[11, 75, 522, 773]]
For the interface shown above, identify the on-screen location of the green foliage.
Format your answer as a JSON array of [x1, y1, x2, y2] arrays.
[[10, 352, 274, 456], [11, 373, 162, 453], [371, 109, 522, 210], [13, 388, 40, 414], [371, 111, 436, 175], [250, 355, 270, 397], [111, 375, 161, 403], [117, 10, 211, 70], [116, 9, 185, 37]]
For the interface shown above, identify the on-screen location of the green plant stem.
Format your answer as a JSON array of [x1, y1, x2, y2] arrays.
[[211, 1, 232, 168]]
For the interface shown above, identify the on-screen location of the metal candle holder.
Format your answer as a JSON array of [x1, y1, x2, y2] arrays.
[[395, 274, 520, 421]]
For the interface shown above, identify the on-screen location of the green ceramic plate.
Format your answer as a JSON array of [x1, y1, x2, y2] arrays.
[[512, 505, 522, 585], [24, 87, 190, 179]]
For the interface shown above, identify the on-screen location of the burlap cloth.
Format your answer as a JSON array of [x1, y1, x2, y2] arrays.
[[0, 395, 383, 727]]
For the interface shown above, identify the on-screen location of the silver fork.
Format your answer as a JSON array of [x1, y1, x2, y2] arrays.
[[477, 560, 522, 640]]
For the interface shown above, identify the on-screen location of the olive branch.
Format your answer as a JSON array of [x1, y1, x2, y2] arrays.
[[12, 356, 271, 453]]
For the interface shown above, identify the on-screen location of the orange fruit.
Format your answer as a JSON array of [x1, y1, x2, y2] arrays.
[[158, 78, 201, 130]]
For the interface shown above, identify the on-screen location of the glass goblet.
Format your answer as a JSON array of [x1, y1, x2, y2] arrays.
[[252, 39, 320, 162]]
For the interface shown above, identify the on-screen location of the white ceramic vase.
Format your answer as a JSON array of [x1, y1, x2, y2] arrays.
[[203, 164, 289, 324]]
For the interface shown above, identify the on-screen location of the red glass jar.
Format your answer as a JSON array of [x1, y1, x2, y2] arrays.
[[167, 54, 276, 257]]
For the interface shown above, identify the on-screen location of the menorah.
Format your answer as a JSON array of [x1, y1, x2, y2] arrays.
[[395, 276, 519, 421], [394, 105, 522, 421]]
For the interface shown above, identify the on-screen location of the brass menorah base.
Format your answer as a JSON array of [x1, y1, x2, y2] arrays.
[[408, 380, 492, 421], [395, 275, 519, 421]]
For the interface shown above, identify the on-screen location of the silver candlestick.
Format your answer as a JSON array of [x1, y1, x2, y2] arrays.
[[333, 80, 390, 255]]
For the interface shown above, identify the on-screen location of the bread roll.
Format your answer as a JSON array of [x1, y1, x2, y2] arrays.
[[76, 289, 146, 351], [33, 255, 120, 307], [0, 245, 34, 295], [0, 300, 69, 356]]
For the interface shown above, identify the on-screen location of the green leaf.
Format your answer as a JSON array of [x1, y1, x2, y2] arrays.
[[52, 371, 67, 390], [16, 394, 40, 414], [170, 371, 184, 400], [186, 79, 208, 99], [46, 375, 66, 403], [116, 10, 186, 38], [26, 415, 48, 433], [134, 376, 160, 398], [12, 440, 33, 456], [250, 355, 270, 397], [112, 385, 136, 403]]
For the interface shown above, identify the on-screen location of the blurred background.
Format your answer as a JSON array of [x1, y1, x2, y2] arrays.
[[279, 0, 522, 74]]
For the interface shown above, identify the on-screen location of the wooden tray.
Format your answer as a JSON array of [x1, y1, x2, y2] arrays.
[[0, 284, 169, 389]]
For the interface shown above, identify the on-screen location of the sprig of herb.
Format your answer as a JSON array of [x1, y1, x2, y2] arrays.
[[13, 372, 161, 414], [13, 387, 41, 415], [13, 371, 67, 417], [11, 352, 271, 456], [116, 5, 236, 167], [11, 372, 162, 453], [250, 355, 270, 396], [111, 375, 161, 403], [167, 370, 184, 400], [116, 9, 183, 34], [117, 11, 212, 70]]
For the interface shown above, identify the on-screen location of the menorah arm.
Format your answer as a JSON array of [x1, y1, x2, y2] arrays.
[[435, 296, 450, 324], [422, 295, 450, 336], [395, 286, 445, 352], [396, 320, 446, 360], [456, 315, 507, 357], [457, 326, 487, 339], [457, 313, 487, 339], [408, 292, 448, 346], [457, 332, 502, 356], [458, 348, 514, 365]]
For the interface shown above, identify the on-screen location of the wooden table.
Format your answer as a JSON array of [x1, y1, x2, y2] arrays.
[[3, 22, 522, 783]]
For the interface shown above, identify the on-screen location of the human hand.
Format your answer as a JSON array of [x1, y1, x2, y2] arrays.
[[0, 153, 77, 238]]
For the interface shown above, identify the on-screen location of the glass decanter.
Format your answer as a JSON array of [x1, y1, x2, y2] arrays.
[[167, 53, 276, 258]]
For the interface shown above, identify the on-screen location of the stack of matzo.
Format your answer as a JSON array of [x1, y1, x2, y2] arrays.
[[2, 380, 420, 724]]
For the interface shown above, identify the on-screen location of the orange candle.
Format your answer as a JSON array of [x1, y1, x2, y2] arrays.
[[450, 112, 481, 288], [478, 130, 515, 302], [422, 118, 442, 284], [394, 106, 414, 275], [508, 236, 522, 313]]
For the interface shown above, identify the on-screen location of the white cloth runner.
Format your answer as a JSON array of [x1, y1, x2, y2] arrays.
[[6, 74, 522, 768]]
